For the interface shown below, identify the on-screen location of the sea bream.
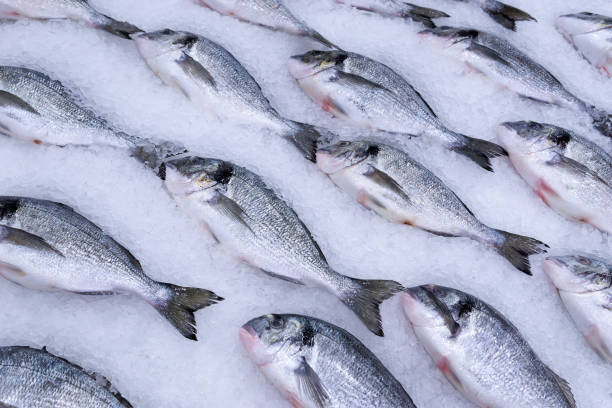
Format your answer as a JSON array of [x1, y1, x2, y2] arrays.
[[0, 346, 132, 407], [333, 0, 449, 28], [556, 12, 612, 78], [316, 140, 546, 274], [497, 121, 612, 233], [240, 314, 417, 407], [194, 0, 338, 48], [451, 0, 535, 31], [544, 254, 612, 363], [288, 50, 507, 171], [420, 26, 612, 138], [402, 285, 576, 407], [0, 196, 223, 340], [160, 156, 402, 336], [132, 29, 330, 161], [0, 0, 141, 39]]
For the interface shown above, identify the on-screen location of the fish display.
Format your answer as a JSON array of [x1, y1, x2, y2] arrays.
[[316, 140, 546, 274], [0, 0, 140, 39], [160, 156, 402, 336], [333, 0, 449, 28], [402, 285, 576, 407], [240, 314, 417, 407], [288, 50, 506, 171], [0, 346, 133, 407], [544, 254, 612, 362], [420, 26, 612, 138], [451, 0, 535, 30], [497, 121, 612, 233], [0, 196, 223, 340], [556, 12, 612, 77]]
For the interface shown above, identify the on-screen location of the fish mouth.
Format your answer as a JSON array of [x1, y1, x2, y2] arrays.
[[161, 162, 199, 196], [543, 257, 580, 293], [287, 55, 319, 79], [239, 321, 277, 366], [314, 149, 347, 174]]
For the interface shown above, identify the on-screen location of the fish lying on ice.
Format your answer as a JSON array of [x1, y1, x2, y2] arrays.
[[451, 0, 535, 31], [332, 0, 449, 28]]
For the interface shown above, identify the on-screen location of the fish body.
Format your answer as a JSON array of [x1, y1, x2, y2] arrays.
[[0, 196, 222, 340], [497, 121, 612, 233], [454, 0, 535, 30], [316, 140, 546, 274], [0, 0, 140, 38], [544, 255, 612, 362], [556, 12, 612, 78], [288, 50, 506, 171], [402, 285, 576, 407], [161, 156, 402, 335], [0, 346, 132, 407], [240, 314, 417, 407], [334, 0, 449, 28]]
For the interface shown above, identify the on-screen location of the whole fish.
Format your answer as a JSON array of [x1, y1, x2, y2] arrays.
[[452, 0, 535, 31], [240, 314, 417, 407], [544, 254, 612, 363], [497, 121, 612, 233], [288, 50, 506, 171], [316, 140, 546, 274], [420, 26, 612, 138], [556, 12, 612, 78], [402, 285, 576, 407], [132, 29, 329, 161], [194, 0, 338, 48], [0, 346, 132, 407], [0, 0, 141, 39], [333, 0, 449, 28], [160, 156, 402, 336], [0, 196, 222, 340]]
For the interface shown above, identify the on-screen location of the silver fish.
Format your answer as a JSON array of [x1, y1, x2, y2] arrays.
[[420, 27, 612, 138], [497, 121, 612, 233], [316, 140, 546, 274], [0, 346, 132, 407], [240, 314, 417, 408], [556, 12, 612, 78], [333, 0, 449, 28], [0, 196, 223, 340], [132, 29, 329, 161], [160, 156, 402, 336], [544, 254, 612, 363], [0, 0, 141, 38], [402, 285, 576, 407], [288, 50, 507, 171], [452, 0, 535, 31], [194, 0, 338, 48]]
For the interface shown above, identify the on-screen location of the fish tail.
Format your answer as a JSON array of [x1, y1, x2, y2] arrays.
[[94, 13, 142, 39], [586, 106, 612, 138], [284, 121, 333, 162], [451, 134, 507, 172], [152, 283, 223, 341], [493, 230, 548, 275], [340, 277, 403, 336], [480, 1, 536, 31], [401, 4, 450, 28]]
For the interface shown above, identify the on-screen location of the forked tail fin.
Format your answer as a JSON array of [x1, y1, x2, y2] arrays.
[[284, 121, 334, 162], [402, 3, 450, 28], [493, 229, 548, 275], [480, 0, 536, 31], [586, 106, 612, 138], [95, 14, 142, 39], [451, 134, 507, 172]]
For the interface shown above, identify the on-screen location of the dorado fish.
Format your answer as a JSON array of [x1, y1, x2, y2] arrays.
[[132, 29, 329, 161], [0, 346, 132, 407], [452, 0, 535, 31], [316, 140, 546, 274], [0, 196, 222, 340], [194, 0, 338, 48], [288, 50, 506, 171], [420, 27, 612, 138], [333, 0, 449, 28], [402, 285, 576, 407], [497, 121, 612, 233], [556, 12, 612, 78], [544, 254, 612, 363], [240, 314, 417, 407], [160, 156, 402, 336], [0, 0, 141, 39]]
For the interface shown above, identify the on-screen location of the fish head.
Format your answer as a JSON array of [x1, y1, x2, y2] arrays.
[[132, 29, 198, 59], [288, 50, 348, 79], [160, 156, 232, 196], [316, 140, 374, 174], [556, 12, 609, 38], [544, 255, 611, 294], [418, 26, 478, 49], [497, 121, 570, 157]]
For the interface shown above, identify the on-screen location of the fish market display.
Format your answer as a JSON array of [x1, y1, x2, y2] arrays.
[[544, 254, 612, 362], [0, 196, 223, 340], [240, 314, 417, 407], [497, 121, 612, 233], [332, 0, 449, 28], [0, 346, 132, 407], [451, 0, 535, 30], [288, 50, 506, 171], [402, 285, 576, 407], [420, 26, 612, 138], [161, 156, 402, 335], [316, 140, 546, 274]]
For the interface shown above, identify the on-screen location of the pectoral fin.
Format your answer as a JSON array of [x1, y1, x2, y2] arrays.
[[209, 192, 253, 233], [363, 165, 410, 204], [0, 90, 39, 115], [548, 155, 608, 186], [176, 53, 216, 89], [295, 357, 329, 408], [467, 43, 512, 67], [0, 226, 63, 257]]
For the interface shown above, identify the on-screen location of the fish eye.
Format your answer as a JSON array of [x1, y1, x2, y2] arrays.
[[577, 256, 591, 266], [338, 141, 350, 147], [160, 29, 172, 35], [269, 317, 284, 329]]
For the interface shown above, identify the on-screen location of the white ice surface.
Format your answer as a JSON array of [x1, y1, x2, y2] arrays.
[[0, 0, 611, 406]]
